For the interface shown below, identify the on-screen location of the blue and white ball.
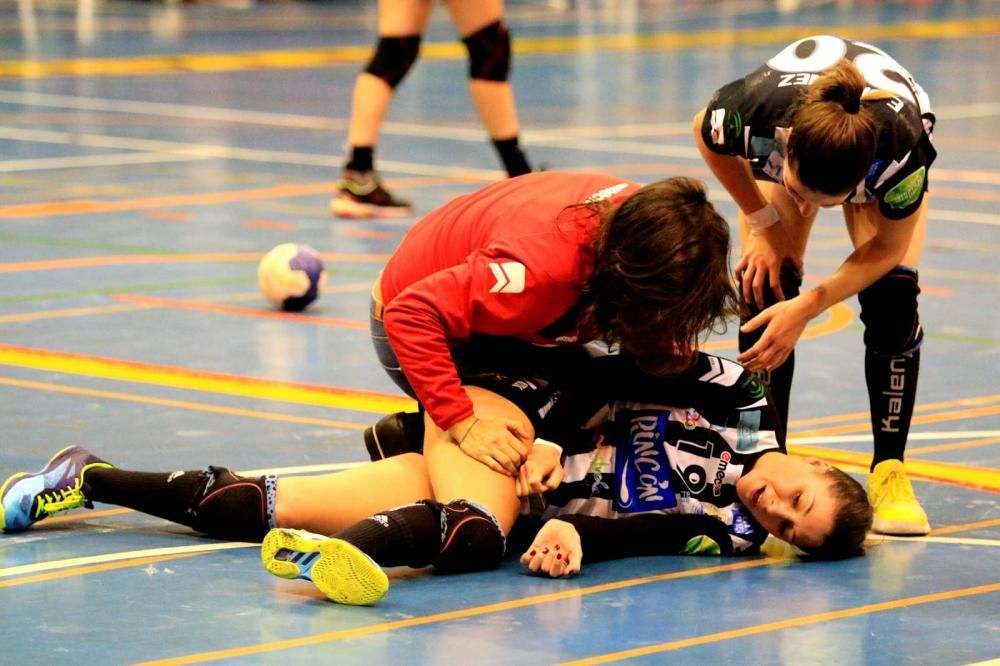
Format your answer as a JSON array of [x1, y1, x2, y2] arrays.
[[257, 243, 326, 312]]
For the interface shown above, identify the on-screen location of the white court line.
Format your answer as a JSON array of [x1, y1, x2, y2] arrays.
[[0, 125, 498, 177], [0, 151, 215, 172], [790, 431, 1000, 445], [0, 90, 995, 134], [925, 209, 1000, 226], [879, 535, 1000, 547]]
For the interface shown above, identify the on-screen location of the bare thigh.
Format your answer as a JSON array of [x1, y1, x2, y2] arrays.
[[377, 0, 435, 35], [423, 385, 531, 534], [274, 453, 432, 534], [443, 0, 503, 36]]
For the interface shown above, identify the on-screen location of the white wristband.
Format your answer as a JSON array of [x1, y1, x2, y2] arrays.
[[534, 438, 564, 455], [746, 203, 780, 231]]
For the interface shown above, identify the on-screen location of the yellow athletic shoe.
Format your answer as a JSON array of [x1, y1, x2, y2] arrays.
[[867, 460, 930, 535], [261, 528, 389, 605]]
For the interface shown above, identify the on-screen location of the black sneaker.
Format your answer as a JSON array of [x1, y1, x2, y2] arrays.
[[363, 411, 425, 461], [330, 169, 412, 219]]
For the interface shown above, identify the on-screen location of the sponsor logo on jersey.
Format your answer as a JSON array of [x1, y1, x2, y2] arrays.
[[884, 166, 925, 209], [730, 506, 760, 538], [725, 109, 743, 137], [736, 410, 762, 452], [739, 373, 766, 400], [614, 412, 678, 513], [488, 261, 525, 293], [584, 183, 629, 204], [682, 408, 701, 430], [712, 451, 732, 496]]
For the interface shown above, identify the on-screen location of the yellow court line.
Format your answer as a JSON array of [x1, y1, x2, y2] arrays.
[[0, 175, 463, 220], [879, 535, 1000, 547], [0, 344, 416, 415], [908, 436, 1000, 456], [0, 18, 997, 78], [930, 517, 1000, 536], [788, 443, 1000, 492], [0, 377, 371, 430], [790, 394, 1000, 430], [135, 558, 777, 665], [558, 582, 1000, 666], [793, 404, 1000, 439]]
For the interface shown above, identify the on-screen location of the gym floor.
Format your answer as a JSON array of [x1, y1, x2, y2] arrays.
[[1, 1, 997, 664]]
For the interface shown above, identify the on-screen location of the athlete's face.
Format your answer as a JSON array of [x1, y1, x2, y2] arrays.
[[783, 158, 854, 215], [736, 454, 838, 551]]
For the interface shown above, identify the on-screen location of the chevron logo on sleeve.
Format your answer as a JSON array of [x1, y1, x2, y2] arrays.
[[489, 262, 526, 293]]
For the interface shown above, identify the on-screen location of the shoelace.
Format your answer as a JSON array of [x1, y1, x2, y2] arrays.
[[877, 470, 915, 504], [33, 483, 88, 518]]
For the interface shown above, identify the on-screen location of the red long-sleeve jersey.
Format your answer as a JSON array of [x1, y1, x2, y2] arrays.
[[380, 172, 640, 430]]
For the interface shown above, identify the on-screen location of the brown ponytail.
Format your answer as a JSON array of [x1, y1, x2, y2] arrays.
[[788, 60, 877, 196]]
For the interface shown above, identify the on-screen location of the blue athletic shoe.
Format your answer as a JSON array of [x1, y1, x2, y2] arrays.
[[1, 446, 112, 533], [261, 528, 389, 605]]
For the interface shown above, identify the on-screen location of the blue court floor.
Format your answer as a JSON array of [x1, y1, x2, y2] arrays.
[[0, 1, 997, 664]]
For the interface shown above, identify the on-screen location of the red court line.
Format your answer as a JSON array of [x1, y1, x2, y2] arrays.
[[0, 252, 389, 273], [112, 293, 368, 329]]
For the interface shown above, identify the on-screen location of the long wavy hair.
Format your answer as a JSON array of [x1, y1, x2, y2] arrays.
[[580, 176, 740, 375], [788, 59, 884, 196]]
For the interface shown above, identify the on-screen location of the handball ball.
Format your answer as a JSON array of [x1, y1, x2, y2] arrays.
[[257, 243, 326, 312]]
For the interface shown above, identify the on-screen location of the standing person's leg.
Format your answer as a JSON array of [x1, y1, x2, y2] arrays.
[[445, 0, 533, 177], [332, 0, 435, 219], [736, 180, 815, 433], [846, 199, 930, 535]]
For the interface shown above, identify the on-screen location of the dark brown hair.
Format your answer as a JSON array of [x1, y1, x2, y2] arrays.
[[583, 176, 740, 375], [788, 59, 877, 196], [801, 467, 873, 560]]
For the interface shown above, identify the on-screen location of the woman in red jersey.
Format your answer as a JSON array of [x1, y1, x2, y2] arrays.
[[371, 171, 740, 475]]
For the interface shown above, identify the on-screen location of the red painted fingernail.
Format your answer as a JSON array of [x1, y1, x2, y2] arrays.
[[556, 553, 562, 560], [529, 550, 536, 556], [542, 547, 550, 554], [554, 544, 560, 551]]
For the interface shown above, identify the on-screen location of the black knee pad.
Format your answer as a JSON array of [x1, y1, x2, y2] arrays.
[[462, 20, 511, 81], [858, 267, 923, 354], [740, 265, 802, 319], [426, 499, 506, 573], [365, 35, 421, 88], [363, 410, 425, 461], [191, 467, 274, 541]]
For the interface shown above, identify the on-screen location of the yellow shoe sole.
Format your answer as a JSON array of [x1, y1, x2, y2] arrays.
[[262, 528, 389, 606]]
